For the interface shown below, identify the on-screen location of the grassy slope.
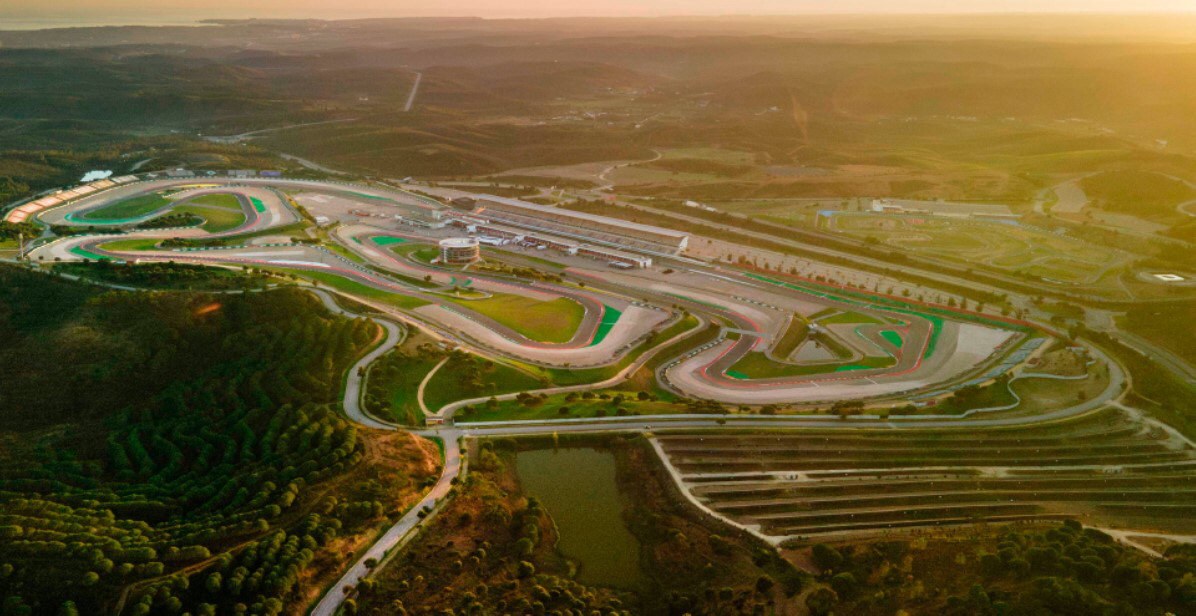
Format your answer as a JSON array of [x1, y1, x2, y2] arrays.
[[772, 315, 810, 358], [422, 359, 545, 413], [172, 203, 246, 232], [729, 351, 895, 379], [266, 268, 430, 310], [459, 392, 687, 422], [186, 193, 242, 209], [80, 193, 170, 220], [1118, 300, 1196, 366], [450, 293, 586, 344], [1082, 169, 1196, 218]]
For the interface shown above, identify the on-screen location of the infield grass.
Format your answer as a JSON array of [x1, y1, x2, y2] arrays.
[[449, 293, 585, 344]]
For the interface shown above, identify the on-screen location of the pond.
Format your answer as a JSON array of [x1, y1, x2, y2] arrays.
[[515, 447, 646, 589]]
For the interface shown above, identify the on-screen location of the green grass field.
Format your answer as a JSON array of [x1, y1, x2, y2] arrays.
[[95, 238, 160, 251], [727, 351, 895, 379], [541, 314, 704, 387], [880, 330, 904, 348], [771, 315, 809, 358], [78, 193, 170, 221], [324, 241, 368, 264], [172, 204, 246, 233], [450, 293, 585, 343], [817, 311, 885, 325], [187, 193, 243, 209], [457, 391, 687, 423], [422, 359, 545, 413], [386, 358, 439, 424], [827, 212, 1121, 284], [1081, 170, 1196, 218], [266, 268, 430, 310]]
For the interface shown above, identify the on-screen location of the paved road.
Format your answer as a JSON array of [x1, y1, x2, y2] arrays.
[[309, 432, 461, 616], [417, 357, 449, 416], [311, 289, 405, 430], [432, 314, 709, 419], [308, 288, 465, 616], [1116, 329, 1196, 386]]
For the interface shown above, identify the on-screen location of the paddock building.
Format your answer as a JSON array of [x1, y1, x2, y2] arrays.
[[459, 196, 689, 254]]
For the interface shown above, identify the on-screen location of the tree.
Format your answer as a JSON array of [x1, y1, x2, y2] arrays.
[[811, 544, 843, 572], [830, 572, 856, 597], [205, 572, 223, 593], [805, 587, 838, 616]]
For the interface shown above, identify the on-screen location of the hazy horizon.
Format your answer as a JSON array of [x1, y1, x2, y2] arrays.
[[3, 0, 1196, 26]]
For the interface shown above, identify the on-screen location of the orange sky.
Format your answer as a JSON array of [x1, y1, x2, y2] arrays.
[[5, 0, 1196, 20]]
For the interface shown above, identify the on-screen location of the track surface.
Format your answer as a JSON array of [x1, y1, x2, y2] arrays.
[[15, 175, 1178, 615]]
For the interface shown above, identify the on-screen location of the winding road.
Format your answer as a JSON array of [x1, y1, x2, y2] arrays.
[[10, 172, 1193, 615]]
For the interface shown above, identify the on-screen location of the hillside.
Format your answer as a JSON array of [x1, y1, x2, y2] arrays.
[[1082, 170, 1196, 218], [0, 267, 437, 615]]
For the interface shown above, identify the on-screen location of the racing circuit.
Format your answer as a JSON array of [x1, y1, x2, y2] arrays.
[[14, 172, 1195, 615], [17, 174, 1051, 411]]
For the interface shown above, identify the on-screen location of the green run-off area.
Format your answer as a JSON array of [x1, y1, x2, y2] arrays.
[[448, 293, 586, 344], [727, 351, 895, 379], [74, 193, 171, 222], [588, 304, 623, 346]]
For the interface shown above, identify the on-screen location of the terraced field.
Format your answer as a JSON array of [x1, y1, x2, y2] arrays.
[[656, 407, 1196, 541]]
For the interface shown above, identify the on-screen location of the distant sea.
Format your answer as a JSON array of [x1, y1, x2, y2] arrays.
[[0, 17, 206, 31]]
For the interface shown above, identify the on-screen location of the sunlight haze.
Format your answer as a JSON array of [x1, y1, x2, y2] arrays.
[[4, 0, 1196, 21]]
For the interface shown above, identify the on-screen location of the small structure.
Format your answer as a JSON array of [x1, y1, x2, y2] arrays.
[[439, 237, 480, 264]]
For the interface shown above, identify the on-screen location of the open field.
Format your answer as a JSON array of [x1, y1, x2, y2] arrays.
[[94, 237, 161, 252], [76, 192, 171, 220], [458, 391, 688, 422], [422, 356, 546, 413], [171, 202, 247, 232], [771, 315, 810, 359], [1082, 170, 1196, 219], [186, 193, 243, 209], [268, 268, 431, 310], [447, 293, 586, 344], [728, 351, 895, 379], [825, 211, 1125, 285]]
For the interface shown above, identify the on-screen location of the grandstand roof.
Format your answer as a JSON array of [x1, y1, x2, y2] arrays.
[[476, 196, 688, 240]]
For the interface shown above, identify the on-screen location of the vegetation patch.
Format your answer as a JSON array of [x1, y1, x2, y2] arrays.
[[425, 355, 545, 413], [53, 261, 270, 291], [1119, 300, 1196, 366], [351, 435, 804, 614], [796, 521, 1196, 615], [458, 389, 684, 423], [817, 310, 885, 325], [186, 193, 243, 209], [880, 330, 904, 348], [272, 268, 430, 310], [449, 293, 585, 344], [171, 203, 247, 233], [0, 267, 437, 615], [728, 351, 894, 379], [1081, 169, 1196, 219], [76, 193, 171, 221], [772, 315, 810, 359]]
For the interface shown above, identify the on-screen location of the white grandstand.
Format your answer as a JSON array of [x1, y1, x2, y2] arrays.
[[466, 196, 689, 255]]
